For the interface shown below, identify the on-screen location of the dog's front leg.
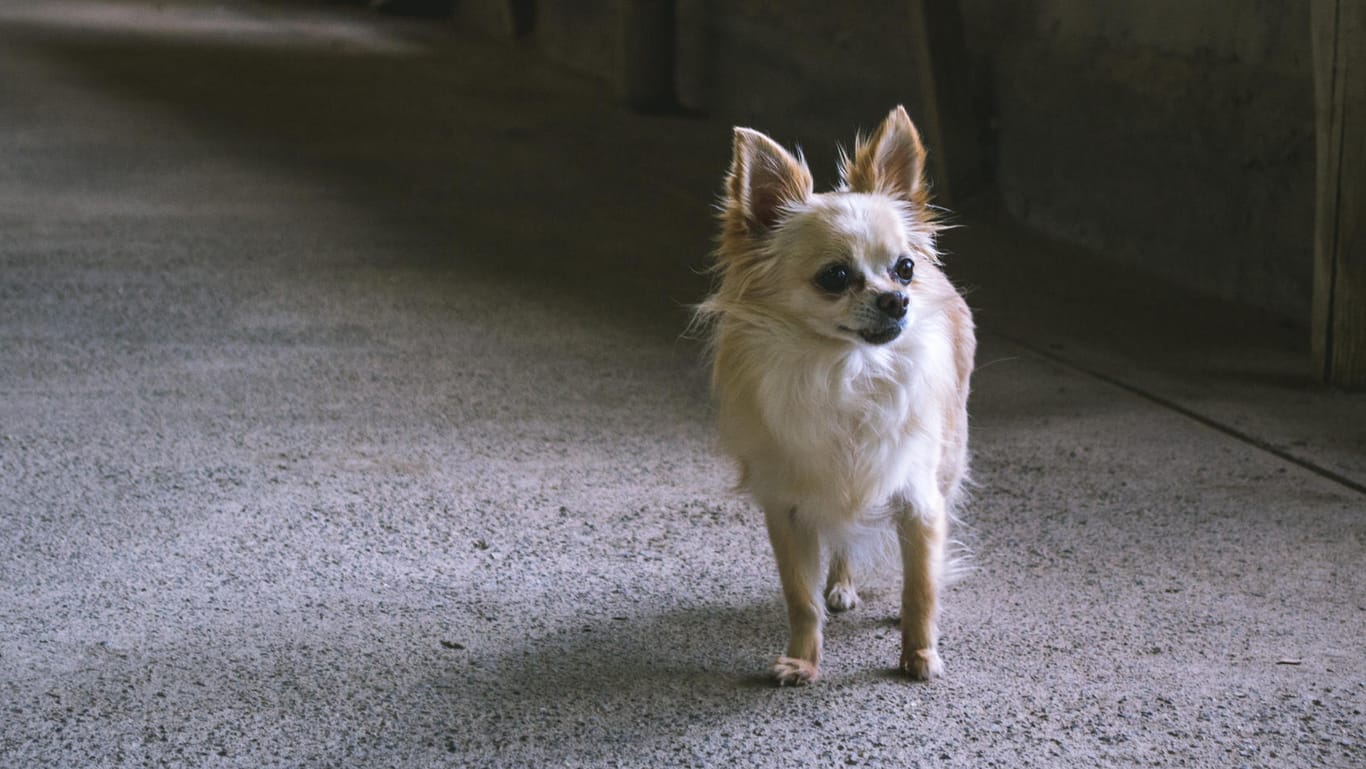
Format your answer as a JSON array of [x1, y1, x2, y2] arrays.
[[897, 502, 947, 680], [764, 505, 823, 685], [824, 549, 860, 612]]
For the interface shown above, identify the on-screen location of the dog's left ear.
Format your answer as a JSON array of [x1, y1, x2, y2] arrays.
[[842, 105, 928, 206]]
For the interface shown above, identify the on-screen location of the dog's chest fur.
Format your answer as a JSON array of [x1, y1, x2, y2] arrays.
[[717, 316, 952, 526]]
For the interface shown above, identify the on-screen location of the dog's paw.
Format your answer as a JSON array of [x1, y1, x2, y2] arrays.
[[899, 647, 943, 682], [825, 583, 860, 613], [772, 656, 820, 686]]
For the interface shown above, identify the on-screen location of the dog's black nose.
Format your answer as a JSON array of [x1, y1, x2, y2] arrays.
[[875, 291, 909, 319]]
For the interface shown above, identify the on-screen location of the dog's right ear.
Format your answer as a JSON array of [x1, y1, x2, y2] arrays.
[[726, 128, 813, 236]]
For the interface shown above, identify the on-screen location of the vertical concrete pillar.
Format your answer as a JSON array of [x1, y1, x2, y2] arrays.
[[907, 0, 985, 207], [1312, 0, 1366, 389]]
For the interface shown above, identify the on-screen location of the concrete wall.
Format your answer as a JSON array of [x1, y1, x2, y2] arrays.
[[962, 0, 1315, 321], [531, 1, 618, 83], [453, 0, 945, 191], [674, 0, 936, 179], [449, 0, 1316, 322]]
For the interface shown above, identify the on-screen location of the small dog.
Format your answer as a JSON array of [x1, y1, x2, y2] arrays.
[[697, 107, 975, 685]]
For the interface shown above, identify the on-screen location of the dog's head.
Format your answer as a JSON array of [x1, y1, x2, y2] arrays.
[[710, 106, 941, 348]]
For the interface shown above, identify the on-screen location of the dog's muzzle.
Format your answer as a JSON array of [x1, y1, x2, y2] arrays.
[[854, 291, 908, 344], [840, 291, 908, 345]]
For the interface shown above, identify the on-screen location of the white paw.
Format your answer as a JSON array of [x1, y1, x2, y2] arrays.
[[772, 656, 820, 686], [825, 583, 860, 613], [899, 647, 943, 681]]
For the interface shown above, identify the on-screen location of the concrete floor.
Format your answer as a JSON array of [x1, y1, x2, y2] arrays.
[[1, 2, 1363, 768]]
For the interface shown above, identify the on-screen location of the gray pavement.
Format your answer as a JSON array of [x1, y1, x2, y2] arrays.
[[1, 2, 1363, 768]]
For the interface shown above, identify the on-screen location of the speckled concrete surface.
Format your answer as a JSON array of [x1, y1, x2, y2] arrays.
[[1, 3, 1363, 768]]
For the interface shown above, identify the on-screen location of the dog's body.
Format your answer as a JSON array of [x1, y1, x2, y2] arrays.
[[698, 107, 975, 684]]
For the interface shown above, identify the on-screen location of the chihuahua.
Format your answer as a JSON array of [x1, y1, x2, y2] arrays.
[[697, 107, 975, 685]]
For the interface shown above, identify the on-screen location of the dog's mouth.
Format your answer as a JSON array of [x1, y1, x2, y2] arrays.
[[840, 324, 904, 345]]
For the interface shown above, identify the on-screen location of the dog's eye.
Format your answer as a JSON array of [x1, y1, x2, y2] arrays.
[[814, 263, 852, 294], [894, 256, 915, 283]]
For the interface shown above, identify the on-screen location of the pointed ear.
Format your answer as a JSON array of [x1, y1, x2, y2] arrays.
[[842, 105, 928, 205], [726, 127, 813, 235]]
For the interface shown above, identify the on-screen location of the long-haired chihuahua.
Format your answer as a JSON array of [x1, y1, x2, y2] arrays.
[[697, 106, 975, 685]]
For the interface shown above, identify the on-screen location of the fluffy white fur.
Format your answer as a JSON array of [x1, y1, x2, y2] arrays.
[[698, 107, 975, 685]]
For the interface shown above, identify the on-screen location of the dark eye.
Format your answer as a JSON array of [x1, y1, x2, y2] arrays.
[[814, 263, 852, 294], [894, 256, 915, 283]]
